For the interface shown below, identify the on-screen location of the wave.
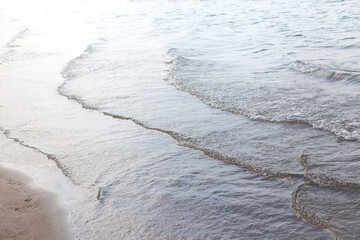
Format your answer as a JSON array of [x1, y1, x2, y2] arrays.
[[59, 85, 303, 180], [298, 155, 360, 191], [0, 28, 52, 64], [0, 127, 76, 185], [292, 183, 360, 239], [59, 46, 304, 181], [164, 49, 360, 141], [7, 27, 29, 48], [291, 184, 334, 237], [291, 60, 360, 84], [0, 127, 104, 201], [59, 45, 360, 193], [0, 29, 28, 64]]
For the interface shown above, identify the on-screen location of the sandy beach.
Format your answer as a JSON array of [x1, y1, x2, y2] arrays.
[[0, 165, 71, 240]]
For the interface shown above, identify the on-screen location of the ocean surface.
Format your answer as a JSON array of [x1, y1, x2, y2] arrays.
[[1, 0, 360, 239]]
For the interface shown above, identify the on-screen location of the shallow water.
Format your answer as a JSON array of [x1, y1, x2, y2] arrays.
[[1, 0, 360, 239]]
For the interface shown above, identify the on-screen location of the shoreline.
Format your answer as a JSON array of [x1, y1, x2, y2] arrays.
[[0, 165, 71, 240]]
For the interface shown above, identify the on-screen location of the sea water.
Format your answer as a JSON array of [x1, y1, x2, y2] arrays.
[[1, 0, 360, 239]]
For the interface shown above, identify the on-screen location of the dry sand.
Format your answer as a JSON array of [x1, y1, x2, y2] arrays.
[[0, 166, 71, 240]]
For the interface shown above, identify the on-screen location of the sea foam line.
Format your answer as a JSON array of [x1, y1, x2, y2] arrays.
[[58, 46, 304, 181]]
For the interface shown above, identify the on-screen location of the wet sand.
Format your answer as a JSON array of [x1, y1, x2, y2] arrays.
[[0, 165, 71, 240]]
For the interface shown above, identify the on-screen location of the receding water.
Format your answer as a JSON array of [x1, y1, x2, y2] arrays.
[[1, 0, 360, 239]]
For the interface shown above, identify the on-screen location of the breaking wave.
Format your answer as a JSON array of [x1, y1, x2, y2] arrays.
[[164, 49, 360, 141], [291, 60, 360, 84]]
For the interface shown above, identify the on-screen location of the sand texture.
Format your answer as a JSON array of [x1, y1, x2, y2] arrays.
[[0, 166, 71, 240]]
